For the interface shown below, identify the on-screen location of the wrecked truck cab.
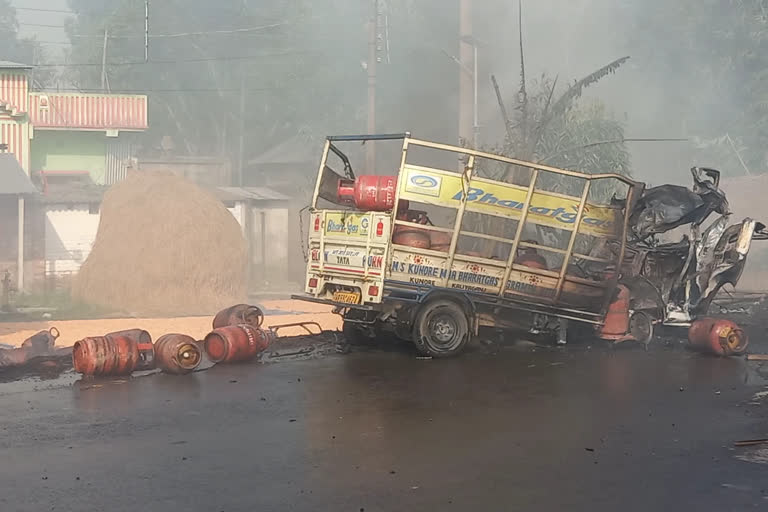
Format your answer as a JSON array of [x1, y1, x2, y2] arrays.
[[621, 167, 766, 326], [629, 167, 729, 241]]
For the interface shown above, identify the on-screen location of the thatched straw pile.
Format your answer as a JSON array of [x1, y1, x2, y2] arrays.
[[72, 171, 247, 316]]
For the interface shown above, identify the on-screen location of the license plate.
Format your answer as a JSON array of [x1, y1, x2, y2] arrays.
[[333, 291, 361, 304]]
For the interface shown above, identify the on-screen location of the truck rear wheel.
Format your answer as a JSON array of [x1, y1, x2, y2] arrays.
[[413, 300, 469, 358]]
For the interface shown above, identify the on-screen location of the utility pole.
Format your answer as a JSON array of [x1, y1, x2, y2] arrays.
[[17, 196, 24, 292], [472, 41, 478, 149], [101, 28, 109, 91], [366, 0, 378, 172], [144, 0, 149, 62], [237, 70, 246, 187], [458, 0, 474, 149]]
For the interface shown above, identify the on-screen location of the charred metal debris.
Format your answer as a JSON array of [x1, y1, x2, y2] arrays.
[[616, 167, 767, 333]]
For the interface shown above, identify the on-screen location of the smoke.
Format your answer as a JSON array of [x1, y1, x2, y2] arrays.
[[471, 0, 752, 185], [11, 0, 756, 184]]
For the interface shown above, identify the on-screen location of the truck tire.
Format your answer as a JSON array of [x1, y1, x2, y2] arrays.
[[413, 299, 470, 357]]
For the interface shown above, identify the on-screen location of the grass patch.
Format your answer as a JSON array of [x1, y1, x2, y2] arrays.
[[2, 289, 114, 322]]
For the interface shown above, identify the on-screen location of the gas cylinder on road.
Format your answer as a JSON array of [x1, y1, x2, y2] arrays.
[[598, 285, 631, 340], [212, 304, 264, 330], [154, 334, 202, 374], [204, 325, 274, 364], [688, 317, 748, 356], [337, 175, 398, 211], [73, 329, 154, 376]]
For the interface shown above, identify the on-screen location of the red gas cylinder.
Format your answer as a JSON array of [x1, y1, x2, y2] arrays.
[[106, 329, 154, 371], [429, 231, 453, 252], [598, 284, 631, 340], [204, 325, 273, 364], [73, 335, 142, 376], [337, 175, 398, 211], [73, 329, 154, 376], [154, 334, 202, 374], [212, 304, 264, 330], [517, 254, 548, 270], [688, 318, 748, 356], [392, 229, 431, 249]]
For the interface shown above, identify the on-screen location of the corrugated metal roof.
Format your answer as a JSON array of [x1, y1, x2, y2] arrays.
[[37, 181, 108, 205], [29, 92, 148, 131], [0, 153, 37, 195], [0, 61, 32, 70], [214, 186, 291, 202]]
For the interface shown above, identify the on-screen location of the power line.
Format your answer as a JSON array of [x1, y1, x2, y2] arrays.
[[14, 6, 74, 14], [19, 23, 69, 29], [23, 41, 72, 45], [33, 50, 311, 67], [35, 86, 288, 93], [16, 23, 287, 40], [101, 22, 286, 39]]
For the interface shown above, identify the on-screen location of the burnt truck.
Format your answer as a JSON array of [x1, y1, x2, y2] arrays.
[[292, 133, 766, 357]]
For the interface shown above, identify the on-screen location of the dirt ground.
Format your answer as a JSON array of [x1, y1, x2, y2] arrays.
[[0, 299, 341, 348]]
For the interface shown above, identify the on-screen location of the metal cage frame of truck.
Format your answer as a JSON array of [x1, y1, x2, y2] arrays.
[[293, 133, 646, 356]]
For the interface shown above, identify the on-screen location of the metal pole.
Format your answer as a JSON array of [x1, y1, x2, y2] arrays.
[[473, 44, 479, 148], [144, 0, 149, 62], [237, 70, 246, 186], [101, 28, 109, 91], [366, 0, 377, 172], [17, 197, 24, 292], [458, 0, 473, 150]]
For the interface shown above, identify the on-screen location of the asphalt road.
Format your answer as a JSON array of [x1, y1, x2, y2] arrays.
[[0, 339, 767, 512]]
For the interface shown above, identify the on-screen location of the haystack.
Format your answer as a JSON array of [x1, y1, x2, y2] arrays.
[[72, 171, 247, 316]]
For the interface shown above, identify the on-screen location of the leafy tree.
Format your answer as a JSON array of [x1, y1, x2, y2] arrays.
[[64, 0, 368, 162], [0, 0, 53, 84]]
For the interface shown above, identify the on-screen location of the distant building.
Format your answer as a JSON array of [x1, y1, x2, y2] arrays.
[[0, 60, 148, 290], [1, 61, 294, 294]]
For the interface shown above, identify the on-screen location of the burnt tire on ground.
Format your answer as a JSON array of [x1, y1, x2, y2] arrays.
[[413, 300, 469, 358]]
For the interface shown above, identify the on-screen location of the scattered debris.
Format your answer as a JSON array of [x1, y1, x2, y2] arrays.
[[620, 167, 768, 336], [0, 327, 62, 368], [747, 354, 768, 361], [733, 439, 768, 447]]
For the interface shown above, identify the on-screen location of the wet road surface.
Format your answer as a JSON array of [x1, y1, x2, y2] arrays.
[[0, 339, 767, 511]]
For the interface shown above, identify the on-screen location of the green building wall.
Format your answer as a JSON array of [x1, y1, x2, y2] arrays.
[[30, 131, 108, 184]]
